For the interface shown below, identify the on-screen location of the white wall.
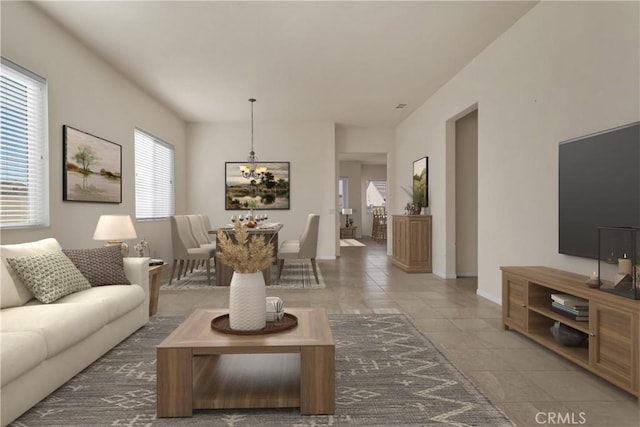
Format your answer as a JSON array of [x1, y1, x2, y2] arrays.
[[186, 122, 336, 259], [336, 126, 394, 154], [394, 2, 640, 303], [0, 2, 187, 263]]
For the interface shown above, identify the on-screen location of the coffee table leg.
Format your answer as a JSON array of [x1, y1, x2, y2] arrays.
[[157, 348, 193, 417], [300, 345, 335, 415]]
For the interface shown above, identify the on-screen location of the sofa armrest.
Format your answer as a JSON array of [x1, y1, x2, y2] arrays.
[[123, 257, 149, 297]]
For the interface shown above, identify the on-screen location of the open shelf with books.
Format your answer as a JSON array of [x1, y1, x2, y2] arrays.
[[527, 310, 590, 367], [528, 304, 589, 334], [501, 266, 640, 405]]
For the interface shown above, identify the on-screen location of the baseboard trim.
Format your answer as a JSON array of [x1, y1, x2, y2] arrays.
[[477, 289, 501, 306], [433, 270, 456, 279], [456, 272, 478, 278]]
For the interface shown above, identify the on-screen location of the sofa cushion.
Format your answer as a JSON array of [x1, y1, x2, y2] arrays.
[[0, 238, 62, 308], [0, 302, 106, 359], [62, 246, 131, 286], [5, 252, 91, 304], [0, 331, 47, 387], [55, 284, 144, 323], [278, 240, 301, 259]]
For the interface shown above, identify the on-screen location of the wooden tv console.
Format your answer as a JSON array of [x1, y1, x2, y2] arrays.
[[501, 266, 640, 404]]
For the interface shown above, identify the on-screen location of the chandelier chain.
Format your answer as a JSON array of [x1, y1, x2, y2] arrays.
[[240, 98, 265, 180], [250, 98, 255, 158]]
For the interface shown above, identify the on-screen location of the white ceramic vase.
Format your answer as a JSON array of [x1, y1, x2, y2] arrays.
[[229, 271, 266, 330]]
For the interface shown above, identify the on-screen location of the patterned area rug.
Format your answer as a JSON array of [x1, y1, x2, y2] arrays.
[[160, 259, 324, 290], [12, 314, 512, 427], [340, 239, 366, 247]]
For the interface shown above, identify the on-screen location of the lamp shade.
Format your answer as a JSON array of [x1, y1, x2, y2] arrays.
[[93, 215, 137, 241], [341, 208, 353, 215]]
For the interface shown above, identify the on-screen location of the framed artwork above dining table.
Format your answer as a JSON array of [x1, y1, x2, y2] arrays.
[[224, 161, 290, 210]]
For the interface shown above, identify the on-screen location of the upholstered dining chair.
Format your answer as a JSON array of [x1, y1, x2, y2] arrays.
[[187, 214, 216, 250], [277, 214, 320, 284], [186, 214, 216, 272], [169, 215, 215, 286], [199, 214, 214, 243]]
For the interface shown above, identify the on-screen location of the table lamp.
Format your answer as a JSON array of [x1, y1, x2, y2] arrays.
[[93, 215, 137, 256], [341, 208, 353, 228]]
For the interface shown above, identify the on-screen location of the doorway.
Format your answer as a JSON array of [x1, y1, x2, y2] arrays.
[[454, 109, 478, 277]]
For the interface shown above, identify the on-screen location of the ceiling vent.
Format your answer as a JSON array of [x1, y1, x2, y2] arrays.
[[395, 103, 407, 109]]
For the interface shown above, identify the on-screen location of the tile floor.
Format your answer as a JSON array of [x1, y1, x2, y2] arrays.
[[157, 237, 640, 427]]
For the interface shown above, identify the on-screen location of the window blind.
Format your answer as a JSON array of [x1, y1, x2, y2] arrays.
[[0, 58, 49, 228], [134, 128, 175, 220]]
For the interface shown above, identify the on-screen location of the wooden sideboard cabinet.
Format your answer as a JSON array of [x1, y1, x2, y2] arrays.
[[501, 266, 640, 404], [391, 215, 432, 273]]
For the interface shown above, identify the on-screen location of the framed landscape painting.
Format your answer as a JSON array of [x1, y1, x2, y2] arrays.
[[225, 161, 290, 210], [63, 125, 122, 203], [413, 156, 428, 207]]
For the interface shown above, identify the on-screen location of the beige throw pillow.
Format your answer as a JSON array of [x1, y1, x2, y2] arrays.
[[1, 238, 63, 308], [5, 252, 92, 304]]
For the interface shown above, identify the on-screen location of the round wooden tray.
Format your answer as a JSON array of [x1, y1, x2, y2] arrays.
[[211, 313, 297, 335]]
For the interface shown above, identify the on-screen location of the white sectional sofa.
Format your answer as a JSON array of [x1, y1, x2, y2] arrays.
[[0, 238, 150, 426]]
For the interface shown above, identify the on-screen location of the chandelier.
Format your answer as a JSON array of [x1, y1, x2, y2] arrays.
[[239, 98, 267, 180]]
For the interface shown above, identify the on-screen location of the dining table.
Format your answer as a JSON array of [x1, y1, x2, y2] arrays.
[[208, 222, 283, 286]]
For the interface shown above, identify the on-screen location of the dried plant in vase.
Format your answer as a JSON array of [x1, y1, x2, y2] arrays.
[[216, 221, 274, 272], [217, 221, 275, 330]]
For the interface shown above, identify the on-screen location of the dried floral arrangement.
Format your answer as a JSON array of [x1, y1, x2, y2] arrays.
[[216, 221, 274, 273]]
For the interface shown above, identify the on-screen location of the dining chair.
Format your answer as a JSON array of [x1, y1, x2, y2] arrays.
[[200, 214, 214, 243], [187, 214, 216, 250], [277, 214, 320, 284], [186, 214, 216, 271], [169, 215, 215, 286], [372, 211, 387, 242]]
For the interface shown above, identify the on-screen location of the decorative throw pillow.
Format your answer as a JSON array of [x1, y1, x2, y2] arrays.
[[62, 246, 131, 286], [5, 251, 92, 304]]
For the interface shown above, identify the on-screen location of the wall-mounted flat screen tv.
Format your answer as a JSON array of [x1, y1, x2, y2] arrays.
[[559, 122, 640, 259]]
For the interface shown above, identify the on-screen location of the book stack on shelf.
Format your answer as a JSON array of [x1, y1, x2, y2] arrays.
[[550, 293, 589, 321]]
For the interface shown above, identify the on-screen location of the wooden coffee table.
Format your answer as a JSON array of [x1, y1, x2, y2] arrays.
[[156, 307, 335, 417]]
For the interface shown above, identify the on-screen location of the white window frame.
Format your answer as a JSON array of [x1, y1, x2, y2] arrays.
[[0, 57, 49, 229], [134, 128, 175, 220], [338, 177, 349, 210]]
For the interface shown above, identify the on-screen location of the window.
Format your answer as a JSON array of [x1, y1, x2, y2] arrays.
[[135, 128, 174, 220], [0, 58, 49, 228], [366, 180, 387, 213], [338, 177, 348, 210]]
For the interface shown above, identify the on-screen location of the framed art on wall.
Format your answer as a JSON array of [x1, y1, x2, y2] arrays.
[[413, 156, 428, 207], [225, 161, 290, 210], [63, 125, 122, 203]]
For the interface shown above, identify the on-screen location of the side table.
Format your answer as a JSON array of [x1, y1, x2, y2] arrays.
[[149, 263, 167, 316], [340, 226, 357, 239]]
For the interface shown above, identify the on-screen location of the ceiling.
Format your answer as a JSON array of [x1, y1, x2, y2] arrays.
[[34, 1, 537, 127]]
